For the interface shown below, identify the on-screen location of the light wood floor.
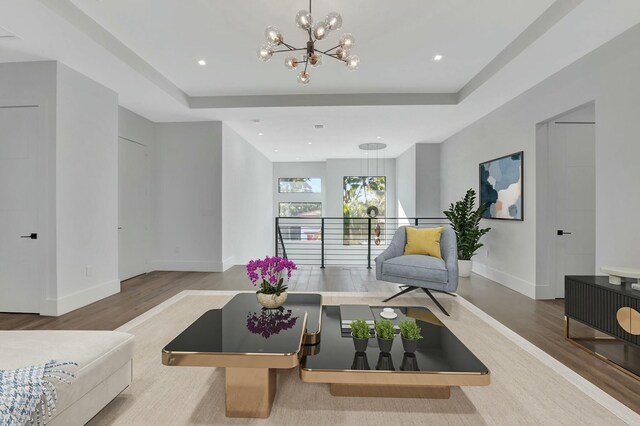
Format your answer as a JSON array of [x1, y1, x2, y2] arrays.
[[1, 266, 639, 414]]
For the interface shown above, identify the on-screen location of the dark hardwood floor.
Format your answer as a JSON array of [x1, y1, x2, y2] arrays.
[[1, 266, 639, 414]]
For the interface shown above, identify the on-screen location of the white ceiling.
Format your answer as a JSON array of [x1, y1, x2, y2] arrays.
[[1, 0, 640, 161], [69, 0, 554, 95]]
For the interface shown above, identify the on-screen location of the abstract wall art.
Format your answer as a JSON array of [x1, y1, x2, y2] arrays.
[[479, 151, 523, 221]]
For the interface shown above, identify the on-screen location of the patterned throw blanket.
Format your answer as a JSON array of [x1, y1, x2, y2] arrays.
[[0, 361, 77, 426]]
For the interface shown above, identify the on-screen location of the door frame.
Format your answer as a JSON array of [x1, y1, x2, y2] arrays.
[[535, 101, 595, 299], [118, 136, 151, 281], [0, 99, 50, 314]]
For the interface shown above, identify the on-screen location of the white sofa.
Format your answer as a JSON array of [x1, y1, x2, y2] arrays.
[[0, 331, 134, 425]]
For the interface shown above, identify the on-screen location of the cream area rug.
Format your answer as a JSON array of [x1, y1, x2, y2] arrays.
[[87, 291, 639, 425]]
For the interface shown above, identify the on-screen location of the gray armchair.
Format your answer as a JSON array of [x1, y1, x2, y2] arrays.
[[375, 226, 458, 316]]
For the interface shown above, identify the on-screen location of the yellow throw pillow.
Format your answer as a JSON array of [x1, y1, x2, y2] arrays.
[[403, 226, 444, 259]]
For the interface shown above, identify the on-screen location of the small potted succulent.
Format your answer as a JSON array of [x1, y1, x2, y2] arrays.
[[350, 319, 370, 352], [375, 319, 395, 353], [399, 319, 423, 353]]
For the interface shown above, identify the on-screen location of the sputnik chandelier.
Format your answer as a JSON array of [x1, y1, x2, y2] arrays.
[[257, 0, 359, 85]]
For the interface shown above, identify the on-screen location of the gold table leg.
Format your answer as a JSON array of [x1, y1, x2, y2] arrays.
[[330, 383, 451, 399], [225, 367, 276, 418]]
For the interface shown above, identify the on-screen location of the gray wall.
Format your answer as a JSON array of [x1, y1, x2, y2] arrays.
[[0, 61, 57, 313], [153, 122, 224, 271], [55, 63, 119, 314], [416, 143, 441, 217], [0, 61, 119, 315], [395, 146, 416, 221], [440, 24, 640, 299], [222, 124, 273, 266]]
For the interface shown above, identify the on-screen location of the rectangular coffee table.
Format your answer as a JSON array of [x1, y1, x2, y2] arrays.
[[162, 293, 322, 418], [300, 305, 490, 398]]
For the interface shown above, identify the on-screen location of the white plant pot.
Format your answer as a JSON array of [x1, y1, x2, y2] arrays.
[[458, 260, 472, 278], [257, 291, 288, 309]]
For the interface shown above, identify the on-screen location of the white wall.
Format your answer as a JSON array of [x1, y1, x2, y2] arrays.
[[0, 61, 120, 315], [119, 106, 155, 145], [54, 63, 119, 314], [416, 143, 441, 217], [118, 107, 156, 277], [440, 24, 640, 299], [273, 162, 326, 218], [222, 124, 273, 267], [152, 121, 224, 272], [396, 146, 416, 224], [0, 61, 57, 313]]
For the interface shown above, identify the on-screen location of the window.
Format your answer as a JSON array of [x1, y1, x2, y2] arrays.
[[278, 202, 322, 240], [278, 178, 322, 193], [279, 202, 322, 217], [343, 176, 386, 245]]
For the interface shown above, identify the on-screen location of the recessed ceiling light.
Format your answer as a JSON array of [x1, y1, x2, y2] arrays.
[[197, 59, 207, 66], [433, 54, 443, 61], [274, 149, 278, 152], [308, 142, 313, 145], [376, 136, 382, 139], [258, 132, 264, 136]]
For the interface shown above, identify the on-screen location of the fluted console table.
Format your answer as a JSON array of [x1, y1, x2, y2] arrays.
[[565, 276, 640, 379]]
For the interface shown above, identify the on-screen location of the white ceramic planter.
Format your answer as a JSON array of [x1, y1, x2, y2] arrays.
[[458, 260, 472, 278], [257, 291, 288, 309]]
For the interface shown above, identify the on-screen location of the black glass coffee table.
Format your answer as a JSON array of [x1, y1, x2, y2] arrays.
[[163, 293, 489, 417], [300, 305, 490, 398], [162, 293, 322, 418]]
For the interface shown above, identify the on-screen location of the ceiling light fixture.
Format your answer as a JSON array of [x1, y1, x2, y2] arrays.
[[197, 59, 207, 66], [359, 142, 387, 176], [433, 54, 443, 61], [258, 132, 264, 136], [376, 136, 382, 139], [308, 142, 313, 145], [257, 0, 358, 84]]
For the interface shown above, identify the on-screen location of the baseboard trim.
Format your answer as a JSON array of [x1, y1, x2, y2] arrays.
[[150, 260, 223, 273], [42, 279, 121, 316], [472, 262, 537, 299], [221, 257, 236, 272]]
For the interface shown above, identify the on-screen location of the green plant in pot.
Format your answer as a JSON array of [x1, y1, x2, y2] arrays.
[[399, 319, 423, 353], [374, 319, 395, 353], [443, 188, 491, 278], [350, 319, 370, 352]]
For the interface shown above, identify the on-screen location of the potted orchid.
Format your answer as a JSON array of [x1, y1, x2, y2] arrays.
[[246, 256, 297, 309]]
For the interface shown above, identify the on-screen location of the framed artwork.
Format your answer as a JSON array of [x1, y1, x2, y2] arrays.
[[479, 151, 523, 221]]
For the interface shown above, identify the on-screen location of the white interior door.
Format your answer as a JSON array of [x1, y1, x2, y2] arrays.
[[118, 137, 149, 281], [549, 121, 596, 298], [0, 106, 45, 313]]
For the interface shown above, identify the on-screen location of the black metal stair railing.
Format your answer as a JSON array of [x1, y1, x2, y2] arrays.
[[275, 217, 450, 268]]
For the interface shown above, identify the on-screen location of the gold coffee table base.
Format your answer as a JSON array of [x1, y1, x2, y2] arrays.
[[225, 367, 277, 418], [330, 383, 451, 399]]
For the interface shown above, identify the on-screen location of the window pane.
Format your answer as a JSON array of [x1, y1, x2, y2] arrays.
[[343, 176, 386, 245], [279, 202, 322, 217], [278, 178, 322, 193]]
